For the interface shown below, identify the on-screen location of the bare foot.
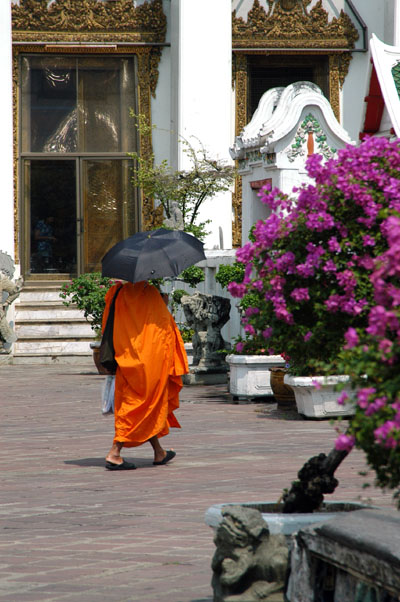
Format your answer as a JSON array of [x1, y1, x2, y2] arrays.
[[105, 454, 122, 465], [153, 449, 167, 464], [106, 442, 123, 465]]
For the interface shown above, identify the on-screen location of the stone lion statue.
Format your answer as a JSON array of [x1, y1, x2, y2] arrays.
[[211, 505, 289, 602], [0, 251, 23, 352]]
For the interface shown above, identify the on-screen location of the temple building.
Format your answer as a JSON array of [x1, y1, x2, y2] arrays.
[[1, 0, 400, 362]]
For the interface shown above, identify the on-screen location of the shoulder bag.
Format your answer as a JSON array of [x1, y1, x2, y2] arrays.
[[99, 285, 122, 375]]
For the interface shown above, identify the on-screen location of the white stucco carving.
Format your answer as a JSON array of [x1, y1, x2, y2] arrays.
[[230, 82, 354, 245]]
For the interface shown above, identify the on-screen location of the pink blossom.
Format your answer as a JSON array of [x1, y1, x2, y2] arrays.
[[323, 259, 337, 273], [244, 324, 255, 335], [235, 342, 244, 353], [327, 237, 341, 253], [357, 387, 376, 409], [337, 391, 349, 405], [365, 396, 387, 416], [378, 338, 393, 354], [303, 331, 312, 342], [228, 282, 247, 298], [290, 288, 310, 302], [262, 328, 273, 339], [344, 327, 359, 349], [335, 434, 355, 452], [312, 379, 322, 390], [362, 234, 376, 247], [236, 242, 254, 264]]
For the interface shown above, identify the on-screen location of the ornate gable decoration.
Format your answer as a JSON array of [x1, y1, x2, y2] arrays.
[[12, 0, 166, 43], [232, 0, 358, 51]]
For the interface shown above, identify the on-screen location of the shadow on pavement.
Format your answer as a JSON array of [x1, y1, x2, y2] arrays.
[[64, 457, 154, 468]]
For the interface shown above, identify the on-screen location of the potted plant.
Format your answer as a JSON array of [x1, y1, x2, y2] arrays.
[[215, 262, 287, 401], [228, 136, 400, 417], [59, 273, 117, 373]]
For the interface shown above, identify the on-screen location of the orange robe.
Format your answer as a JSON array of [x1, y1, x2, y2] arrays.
[[102, 281, 189, 447]]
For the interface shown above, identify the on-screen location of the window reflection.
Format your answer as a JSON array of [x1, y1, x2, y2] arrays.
[[22, 56, 135, 153]]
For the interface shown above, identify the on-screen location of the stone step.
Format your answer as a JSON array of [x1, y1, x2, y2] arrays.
[[16, 323, 94, 338], [12, 353, 93, 365], [16, 309, 89, 324], [19, 290, 66, 303], [13, 280, 98, 362], [14, 340, 94, 354]]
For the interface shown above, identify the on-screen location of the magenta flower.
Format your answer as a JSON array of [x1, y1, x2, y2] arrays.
[[227, 282, 246, 298], [337, 391, 349, 405], [344, 327, 359, 349], [290, 288, 310, 302], [335, 434, 355, 452]]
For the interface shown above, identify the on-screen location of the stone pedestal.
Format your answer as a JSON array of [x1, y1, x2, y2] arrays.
[[287, 508, 400, 601]]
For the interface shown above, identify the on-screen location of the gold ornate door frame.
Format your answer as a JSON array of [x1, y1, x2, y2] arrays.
[[231, 0, 359, 246], [12, 0, 167, 264]]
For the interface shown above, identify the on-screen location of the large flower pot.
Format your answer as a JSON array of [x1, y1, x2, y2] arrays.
[[270, 367, 296, 410], [226, 354, 285, 401], [205, 500, 368, 537], [284, 374, 355, 418]]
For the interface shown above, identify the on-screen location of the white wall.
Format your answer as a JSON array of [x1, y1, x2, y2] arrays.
[[0, 1, 15, 261], [170, 0, 233, 250]]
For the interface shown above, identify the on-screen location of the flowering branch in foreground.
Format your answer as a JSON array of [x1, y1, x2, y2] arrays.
[[335, 215, 400, 506]]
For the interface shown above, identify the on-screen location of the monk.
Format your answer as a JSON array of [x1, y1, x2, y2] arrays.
[[103, 280, 189, 471]]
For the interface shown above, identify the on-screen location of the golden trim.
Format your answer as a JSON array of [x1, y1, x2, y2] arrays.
[[232, 54, 248, 247], [12, 0, 166, 41], [231, 0, 359, 245], [232, 0, 358, 50], [12, 0, 165, 263]]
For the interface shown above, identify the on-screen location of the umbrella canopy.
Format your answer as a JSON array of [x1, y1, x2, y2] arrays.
[[101, 228, 206, 282]]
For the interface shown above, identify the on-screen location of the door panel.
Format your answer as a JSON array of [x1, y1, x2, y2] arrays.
[[81, 159, 136, 273], [24, 158, 137, 276], [28, 159, 77, 274]]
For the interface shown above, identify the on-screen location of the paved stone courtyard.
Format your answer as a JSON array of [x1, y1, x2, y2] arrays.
[[0, 363, 396, 601]]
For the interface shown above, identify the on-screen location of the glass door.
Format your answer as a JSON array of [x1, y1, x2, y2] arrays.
[[20, 54, 139, 278], [27, 159, 77, 274], [24, 157, 137, 276], [80, 158, 136, 273]]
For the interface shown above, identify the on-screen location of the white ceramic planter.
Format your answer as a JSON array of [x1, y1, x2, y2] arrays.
[[284, 374, 355, 418], [226, 354, 285, 399]]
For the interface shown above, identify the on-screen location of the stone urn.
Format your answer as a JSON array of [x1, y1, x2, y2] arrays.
[[284, 374, 355, 418], [206, 501, 370, 602], [205, 500, 367, 537], [226, 354, 285, 401]]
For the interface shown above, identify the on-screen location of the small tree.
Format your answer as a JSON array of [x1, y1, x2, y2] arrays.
[[129, 112, 235, 240]]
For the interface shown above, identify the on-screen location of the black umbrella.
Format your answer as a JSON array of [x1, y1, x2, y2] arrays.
[[101, 228, 206, 282]]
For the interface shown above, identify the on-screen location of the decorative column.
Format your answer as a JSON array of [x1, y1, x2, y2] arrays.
[[0, 2, 15, 265], [170, 0, 233, 249]]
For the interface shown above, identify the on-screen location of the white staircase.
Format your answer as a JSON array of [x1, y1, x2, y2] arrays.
[[13, 280, 95, 364]]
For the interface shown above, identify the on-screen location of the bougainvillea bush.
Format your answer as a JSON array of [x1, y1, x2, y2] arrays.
[[334, 215, 400, 506], [229, 136, 400, 376]]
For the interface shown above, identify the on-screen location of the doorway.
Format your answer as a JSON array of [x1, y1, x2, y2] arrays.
[[24, 158, 136, 276]]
